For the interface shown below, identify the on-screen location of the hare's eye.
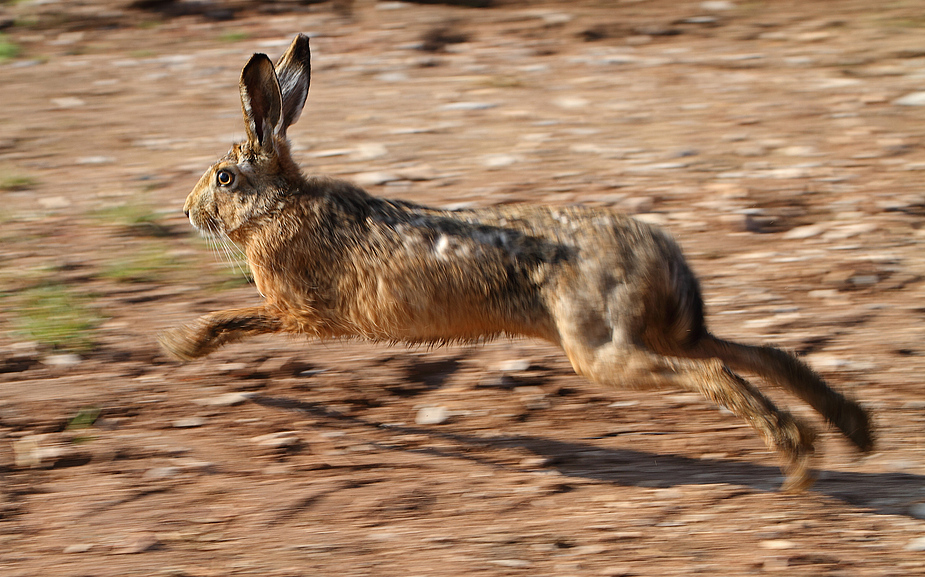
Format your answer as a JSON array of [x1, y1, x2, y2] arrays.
[[216, 169, 235, 187]]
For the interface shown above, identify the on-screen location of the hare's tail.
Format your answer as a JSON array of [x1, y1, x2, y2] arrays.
[[687, 335, 874, 453]]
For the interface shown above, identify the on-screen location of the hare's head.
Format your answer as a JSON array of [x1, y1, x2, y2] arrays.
[[184, 34, 312, 241]]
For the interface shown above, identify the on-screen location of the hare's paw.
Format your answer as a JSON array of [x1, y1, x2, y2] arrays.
[[776, 418, 818, 493], [158, 324, 209, 361]]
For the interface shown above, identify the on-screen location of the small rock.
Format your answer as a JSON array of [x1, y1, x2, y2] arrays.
[[38, 197, 73, 211], [255, 356, 295, 375], [778, 145, 817, 157], [143, 466, 180, 480], [194, 392, 255, 407], [894, 92, 925, 106], [353, 142, 389, 160], [519, 456, 551, 468], [76, 156, 115, 165], [397, 164, 438, 181], [374, 72, 408, 83], [251, 431, 300, 449], [415, 406, 450, 425], [497, 359, 531, 372], [608, 400, 640, 408], [782, 224, 825, 240], [353, 171, 401, 186], [482, 154, 520, 169], [63, 543, 93, 554], [905, 536, 925, 551], [619, 196, 654, 214], [701, 0, 735, 9], [176, 459, 216, 474], [172, 417, 206, 428], [601, 566, 634, 577], [760, 539, 797, 550], [13, 436, 76, 468], [439, 101, 496, 111], [489, 559, 532, 568], [52, 97, 85, 108], [822, 222, 877, 240], [541, 13, 574, 26], [112, 533, 159, 554], [553, 96, 589, 109]]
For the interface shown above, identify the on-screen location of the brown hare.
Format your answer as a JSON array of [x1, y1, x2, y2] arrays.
[[161, 34, 873, 492]]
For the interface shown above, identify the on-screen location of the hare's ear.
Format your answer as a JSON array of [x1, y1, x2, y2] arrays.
[[240, 53, 282, 150], [274, 34, 311, 135]]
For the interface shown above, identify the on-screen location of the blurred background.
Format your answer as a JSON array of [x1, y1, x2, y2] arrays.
[[1, 0, 924, 575]]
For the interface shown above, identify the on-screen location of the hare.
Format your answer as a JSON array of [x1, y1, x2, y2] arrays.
[[160, 34, 873, 492]]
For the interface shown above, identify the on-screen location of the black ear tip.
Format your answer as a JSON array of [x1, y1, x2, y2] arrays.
[[292, 34, 312, 59]]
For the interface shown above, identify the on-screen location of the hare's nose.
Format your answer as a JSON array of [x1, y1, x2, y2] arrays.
[[184, 209, 190, 217]]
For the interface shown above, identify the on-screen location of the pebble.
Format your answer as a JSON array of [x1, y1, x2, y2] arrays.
[[905, 536, 925, 552], [63, 543, 93, 554], [144, 466, 180, 480], [497, 359, 531, 372], [553, 96, 589, 109], [12, 437, 82, 468], [701, 0, 735, 9], [51, 97, 86, 108], [374, 72, 408, 83], [778, 145, 817, 157], [894, 92, 925, 106], [415, 406, 450, 425], [759, 539, 797, 550], [822, 222, 877, 240], [251, 431, 300, 448], [42, 353, 82, 367], [353, 171, 401, 186], [76, 156, 115, 165], [193, 392, 255, 407], [781, 224, 825, 240], [489, 559, 532, 568], [38, 196, 73, 210], [619, 196, 654, 214], [112, 533, 160, 554], [601, 566, 634, 577], [214, 362, 248, 373], [541, 13, 574, 26], [353, 142, 389, 160], [397, 164, 438, 181], [482, 154, 520, 169], [439, 102, 497, 111], [172, 417, 206, 428]]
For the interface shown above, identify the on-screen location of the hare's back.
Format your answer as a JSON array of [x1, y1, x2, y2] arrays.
[[451, 204, 679, 264]]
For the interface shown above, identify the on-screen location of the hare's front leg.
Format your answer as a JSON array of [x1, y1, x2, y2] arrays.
[[159, 306, 283, 361]]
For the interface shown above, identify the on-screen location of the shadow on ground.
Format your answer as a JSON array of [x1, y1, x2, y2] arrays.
[[253, 395, 920, 518]]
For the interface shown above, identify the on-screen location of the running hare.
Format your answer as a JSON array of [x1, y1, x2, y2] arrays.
[[161, 34, 873, 491]]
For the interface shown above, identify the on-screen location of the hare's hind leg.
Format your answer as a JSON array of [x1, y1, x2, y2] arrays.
[[159, 306, 283, 361], [561, 336, 818, 492]]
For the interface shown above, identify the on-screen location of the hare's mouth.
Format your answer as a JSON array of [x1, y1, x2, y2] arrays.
[[188, 212, 222, 237]]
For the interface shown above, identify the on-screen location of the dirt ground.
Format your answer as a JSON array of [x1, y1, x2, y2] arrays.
[[1, 0, 925, 575]]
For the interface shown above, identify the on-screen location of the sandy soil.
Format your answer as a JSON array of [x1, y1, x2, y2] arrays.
[[1, 1, 924, 575]]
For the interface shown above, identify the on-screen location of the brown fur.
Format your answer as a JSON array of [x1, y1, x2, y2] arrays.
[[160, 35, 873, 492]]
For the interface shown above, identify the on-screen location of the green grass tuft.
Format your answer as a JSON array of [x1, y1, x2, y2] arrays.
[[14, 282, 101, 352], [0, 173, 35, 191], [219, 31, 249, 43], [101, 243, 183, 284], [0, 33, 20, 61]]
